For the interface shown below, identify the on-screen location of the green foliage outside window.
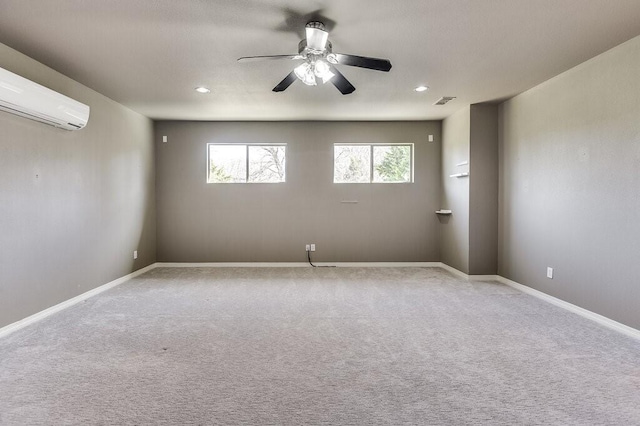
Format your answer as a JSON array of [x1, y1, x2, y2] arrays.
[[374, 145, 411, 182]]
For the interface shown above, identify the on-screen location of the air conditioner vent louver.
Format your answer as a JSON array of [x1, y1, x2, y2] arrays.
[[434, 96, 456, 106], [0, 66, 89, 130]]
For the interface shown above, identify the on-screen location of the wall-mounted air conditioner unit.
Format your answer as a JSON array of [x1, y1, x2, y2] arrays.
[[0, 66, 90, 130]]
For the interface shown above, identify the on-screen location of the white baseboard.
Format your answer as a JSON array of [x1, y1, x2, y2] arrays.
[[495, 276, 640, 341], [438, 263, 493, 280], [433, 263, 465, 278], [156, 262, 441, 268], [0, 263, 156, 339], [0, 261, 443, 338], [329, 262, 440, 268], [3, 261, 638, 343], [438, 263, 500, 281], [468, 274, 501, 281], [157, 262, 310, 267], [439, 262, 639, 341]]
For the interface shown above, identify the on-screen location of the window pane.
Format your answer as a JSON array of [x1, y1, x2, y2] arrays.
[[373, 145, 411, 183], [208, 145, 246, 183], [248, 145, 286, 183], [334, 145, 371, 183]]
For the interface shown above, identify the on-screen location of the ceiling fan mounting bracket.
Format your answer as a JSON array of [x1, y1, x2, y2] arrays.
[[305, 21, 326, 31]]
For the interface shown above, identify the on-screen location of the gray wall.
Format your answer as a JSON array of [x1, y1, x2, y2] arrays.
[[499, 35, 640, 329], [440, 107, 470, 273], [440, 104, 499, 275], [0, 43, 156, 328], [469, 104, 499, 275], [155, 121, 441, 263]]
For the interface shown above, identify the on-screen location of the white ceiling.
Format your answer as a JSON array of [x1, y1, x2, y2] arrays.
[[1, 0, 639, 121]]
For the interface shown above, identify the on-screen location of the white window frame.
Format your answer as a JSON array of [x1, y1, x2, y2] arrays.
[[207, 143, 287, 184], [333, 143, 414, 184]]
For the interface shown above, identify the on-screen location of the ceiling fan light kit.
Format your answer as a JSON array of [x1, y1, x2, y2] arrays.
[[294, 62, 317, 85], [294, 59, 334, 86], [238, 21, 392, 95]]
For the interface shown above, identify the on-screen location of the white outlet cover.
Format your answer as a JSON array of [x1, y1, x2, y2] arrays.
[[305, 245, 310, 252], [134, 250, 138, 260], [428, 135, 434, 142], [310, 244, 316, 252], [547, 267, 553, 279], [162, 136, 167, 143]]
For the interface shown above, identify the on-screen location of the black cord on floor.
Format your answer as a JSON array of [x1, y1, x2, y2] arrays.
[[307, 249, 317, 267], [307, 250, 336, 268]]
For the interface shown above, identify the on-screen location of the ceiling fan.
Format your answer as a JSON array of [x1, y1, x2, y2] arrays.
[[238, 21, 392, 95]]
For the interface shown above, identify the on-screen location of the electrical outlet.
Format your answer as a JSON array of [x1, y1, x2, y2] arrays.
[[310, 244, 316, 252], [133, 250, 138, 260], [546, 267, 553, 279], [305, 244, 310, 252]]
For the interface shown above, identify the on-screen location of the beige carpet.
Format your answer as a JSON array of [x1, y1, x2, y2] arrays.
[[1, 267, 639, 425]]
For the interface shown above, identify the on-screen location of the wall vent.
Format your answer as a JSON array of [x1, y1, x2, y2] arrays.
[[433, 96, 456, 106]]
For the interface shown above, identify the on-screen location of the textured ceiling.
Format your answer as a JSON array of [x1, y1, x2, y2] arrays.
[[0, 0, 639, 121]]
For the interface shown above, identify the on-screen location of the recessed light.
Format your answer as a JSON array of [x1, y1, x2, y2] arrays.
[[195, 87, 211, 93], [414, 85, 429, 92]]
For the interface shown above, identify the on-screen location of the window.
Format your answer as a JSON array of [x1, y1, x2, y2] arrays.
[[207, 144, 286, 183], [334, 144, 413, 183]]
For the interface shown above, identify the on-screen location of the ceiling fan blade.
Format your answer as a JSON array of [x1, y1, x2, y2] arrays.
[[334, 54, 392, 72], [328, 66, 355, 95], [305, 26, 329, 51], [272, 71, 298, 92], [238, 55, 303, 62]]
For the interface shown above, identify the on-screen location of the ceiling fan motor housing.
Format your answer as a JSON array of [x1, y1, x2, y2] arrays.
[[298, 39, 332, 54]]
